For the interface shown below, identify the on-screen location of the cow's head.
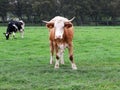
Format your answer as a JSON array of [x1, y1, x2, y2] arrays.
[[19, 20, 25, 31], [43, 16, 75, 39], [3, 33, 10, 40]]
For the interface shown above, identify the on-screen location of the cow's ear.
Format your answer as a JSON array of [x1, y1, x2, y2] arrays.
[[65, 22, 72, 28], [46, 23, 54, 29]]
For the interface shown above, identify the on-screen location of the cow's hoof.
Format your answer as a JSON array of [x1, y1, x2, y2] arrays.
[[60, 61, 64, 64], [54, 64, 59, 69], [50, 62, 53, 64], [72, 64, 77, 70], [72, 66, 77, 70], [50, 60, 53, 64], [50, 63, 53, 65]]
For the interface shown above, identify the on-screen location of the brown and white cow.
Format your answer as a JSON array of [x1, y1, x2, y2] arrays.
[[43, 16, 77, 70]]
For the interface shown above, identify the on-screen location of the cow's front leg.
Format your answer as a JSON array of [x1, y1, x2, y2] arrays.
[[68, 42, 77, 70], [55, 44, 65, 68], [60, 52, 64, 64], [59, 44, 65, 64], [55, 50, 64, 68], [55, 55, 60, 69], [20, 30, 24, 38], [55, 45, 60, 69], [50, 41, 54, 64], [50, 54, 53, 64]]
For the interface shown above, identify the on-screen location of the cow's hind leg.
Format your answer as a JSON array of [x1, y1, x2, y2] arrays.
[[68, 43, 77, 70]]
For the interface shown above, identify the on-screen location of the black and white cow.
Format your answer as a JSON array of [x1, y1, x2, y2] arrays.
[[3, 20, 25, 40]]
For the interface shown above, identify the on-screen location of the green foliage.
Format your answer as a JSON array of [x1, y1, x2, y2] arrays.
[[0, 26, 120, 90]]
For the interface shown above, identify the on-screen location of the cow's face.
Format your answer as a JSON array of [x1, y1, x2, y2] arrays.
[[46, 21, 72, 39], [3, 33, 9, 40], [54, 20, 64, 39], [43, 16, 75, 39], [19, 20, 25, 31]]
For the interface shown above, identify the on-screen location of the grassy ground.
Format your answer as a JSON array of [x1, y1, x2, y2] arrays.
[[0, 26, 120, 90]]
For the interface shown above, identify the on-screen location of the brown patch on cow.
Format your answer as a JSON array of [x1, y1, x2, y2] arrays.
[[65, 22, 73, 28], [46, 23, 54, 29], [69, 55, 73, 62], [56, 55, 59, 60]]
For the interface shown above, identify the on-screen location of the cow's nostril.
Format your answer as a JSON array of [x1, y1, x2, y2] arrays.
[[58, 35, 61, 38], [55, 35, 62, 39]]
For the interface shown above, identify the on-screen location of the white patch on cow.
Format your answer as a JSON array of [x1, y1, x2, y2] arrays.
[[55, 59, 59, 69], [20, 29, 23, 32], [65, 43, 68, 48], [58, 43, 68, 49], [58, 44, 64, 56], [57, 44, 68, 65], [51, 16, 68, 22], [50, 54, 53, 64], [57, 43, 69, 65], [60, 52, 64, 64], [71, 63, 77, 70], [49, 16, 70, 39], [6, 33, 8, 36], [51, 16, 69, 39], [55, 44, 65, 69], [56, 50, 64, 65], [19, 20, 25, 30], [21, 25, 24, 31], [54, 21, 64, 39], [13, 24, 18, 30]]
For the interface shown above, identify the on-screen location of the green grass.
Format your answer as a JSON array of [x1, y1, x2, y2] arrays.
[[0, 26, 120, 90]]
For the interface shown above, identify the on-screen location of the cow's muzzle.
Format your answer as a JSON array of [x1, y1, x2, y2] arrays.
[[55, 35, 63, 39]]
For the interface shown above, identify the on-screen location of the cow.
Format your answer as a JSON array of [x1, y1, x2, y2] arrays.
[[43, 16, 77, 70], [3, 20, 25, 40]]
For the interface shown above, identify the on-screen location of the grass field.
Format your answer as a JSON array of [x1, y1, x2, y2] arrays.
[[0, 26, 120, 90]]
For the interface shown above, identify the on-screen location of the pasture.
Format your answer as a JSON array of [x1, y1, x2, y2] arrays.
[[0, 26, 120, 90]]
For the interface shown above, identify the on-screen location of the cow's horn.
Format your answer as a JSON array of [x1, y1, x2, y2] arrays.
[[69, 17, 75, 22], [42, 20, 49, 23]]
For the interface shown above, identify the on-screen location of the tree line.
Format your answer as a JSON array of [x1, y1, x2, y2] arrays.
[[0, 0, 120, 25]]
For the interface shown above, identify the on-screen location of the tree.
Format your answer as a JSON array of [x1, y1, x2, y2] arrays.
[[0, 0, 120, 25], [0, 0, 9, 22]]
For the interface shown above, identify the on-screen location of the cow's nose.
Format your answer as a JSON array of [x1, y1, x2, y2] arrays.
[[55, 35, 62, 39], [58, 35, 62, 38]]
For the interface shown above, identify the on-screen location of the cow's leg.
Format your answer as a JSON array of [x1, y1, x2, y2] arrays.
[[55, 45, 60, 69], [50, 41, 54, 64], [59, 45, 65, 64], [55, 57, 59, 69], [60, 52, 64, 64], [68, 42, 77, 70], [12, 32, 16, 39], [50, 54, 53, 64], [20, 30, 24, 38], [55, 44, 65, 68]]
